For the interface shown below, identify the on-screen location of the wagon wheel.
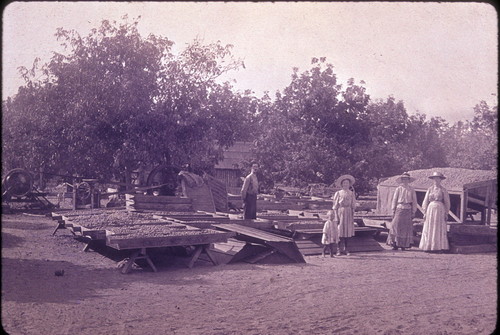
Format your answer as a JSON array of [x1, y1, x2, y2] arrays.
[[2, 168, 33, 198], [76, 182, 91, 201], [146, 164, 180, 196]]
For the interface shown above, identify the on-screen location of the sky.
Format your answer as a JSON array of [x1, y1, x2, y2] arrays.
[[2, 2, 498, 123]]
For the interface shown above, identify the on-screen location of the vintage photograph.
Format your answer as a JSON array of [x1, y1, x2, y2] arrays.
[[2, 2, 497, 334]]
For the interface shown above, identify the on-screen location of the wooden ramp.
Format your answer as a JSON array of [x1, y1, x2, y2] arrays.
[[292, 226, 385, 256], [205, 175, 229, 212], [212, 223, 305, 264], [181, 181, 216, 213], [294, 235, 385, 256], [126, 194, 194, 211]]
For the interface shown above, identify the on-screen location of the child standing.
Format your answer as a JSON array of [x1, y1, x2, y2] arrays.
[[322, 210, 339, 257]]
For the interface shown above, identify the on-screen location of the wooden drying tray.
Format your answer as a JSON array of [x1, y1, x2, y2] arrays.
[[106, 229, 235, 274]]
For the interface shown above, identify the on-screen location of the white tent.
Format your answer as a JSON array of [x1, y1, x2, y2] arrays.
[[377, 168, 497, 225]]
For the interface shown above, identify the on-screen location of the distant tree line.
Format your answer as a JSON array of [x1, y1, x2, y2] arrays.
[[2, 17, 497, 193]]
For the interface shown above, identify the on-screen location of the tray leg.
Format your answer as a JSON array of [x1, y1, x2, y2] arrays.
[[121, 248, 157, 274], [51, 221, 64, 236], [121, 250, 140, 274], [187, 245, 204, 269], [82, 237, 94, 252], [142, 248, 157, 273], [203, 245, 218, 266]]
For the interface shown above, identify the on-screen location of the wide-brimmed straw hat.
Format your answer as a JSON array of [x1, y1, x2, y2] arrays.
[[395, 172, 416, 184], [428, 171, 446, 180], [335, 174, 355, 188]]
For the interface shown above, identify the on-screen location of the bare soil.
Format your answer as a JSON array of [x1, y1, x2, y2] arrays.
[[1, 213, 497, 335]]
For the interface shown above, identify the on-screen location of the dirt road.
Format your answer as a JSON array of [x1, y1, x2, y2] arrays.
[[1, 213, 497, 335]]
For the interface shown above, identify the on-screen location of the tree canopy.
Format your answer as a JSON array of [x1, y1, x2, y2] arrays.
[[2, 17, 497, 193], [3, 16, 256, 180]]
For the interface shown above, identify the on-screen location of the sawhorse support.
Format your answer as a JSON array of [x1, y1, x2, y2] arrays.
[[81, 236, 96, 252], [187, 244, 218, 269], [51, 220, 65, 236], [121, 248, 158, 274]]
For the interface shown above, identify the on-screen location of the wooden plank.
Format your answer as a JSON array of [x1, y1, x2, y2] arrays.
[[172, 217, 230, 222], [448, 210, 461, 223], [468, 195, 486, 207], [448, 233, 496, 245], [182, 182, 216, 213], [211, 239, 246, 255], [131, 203, 194, 211], [229, 244, 267, 263], [258, 202, 305, 211], [212, 223, 293, 242], [449, 243, 497, 254], [294, 226, 379, 234], [257, 215, 300, 220], [463, 180, 495, 190], [245, 249, 277, 264], [267, 241, 306, 263], [206, 175, 229, 212], [448, 224, 497, 236], [129, 195, 193, 204], [153, 214, 214, 220]]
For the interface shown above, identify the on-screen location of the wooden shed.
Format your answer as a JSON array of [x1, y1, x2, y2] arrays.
[[214, 141, 254, 194], [377, 168, 497, 225]]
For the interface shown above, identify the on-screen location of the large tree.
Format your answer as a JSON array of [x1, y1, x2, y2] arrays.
[[2, 16, 252, 181], [441, 101, 497, 170], [255, 58, 373, 192]]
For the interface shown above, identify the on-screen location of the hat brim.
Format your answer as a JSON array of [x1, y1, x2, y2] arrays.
[[396, 176, 416, 183], [335, 174, 355, 188]]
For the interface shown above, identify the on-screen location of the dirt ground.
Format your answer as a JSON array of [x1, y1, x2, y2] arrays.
[[1, 213, 497, 335]]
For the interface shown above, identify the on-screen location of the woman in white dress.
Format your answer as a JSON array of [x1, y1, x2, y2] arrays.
[[332, 174, 356, 256], [419, 171, 450, 252]]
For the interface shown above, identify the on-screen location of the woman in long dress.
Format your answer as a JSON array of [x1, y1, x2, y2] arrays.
[[387, 172, 418, 251], [332, 174, 356, 256], [419, 171, 450, 252]]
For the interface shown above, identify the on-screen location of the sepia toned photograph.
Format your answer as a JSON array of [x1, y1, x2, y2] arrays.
[[2, 2, 497, 334]]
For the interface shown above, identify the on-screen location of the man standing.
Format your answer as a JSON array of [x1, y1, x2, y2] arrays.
[[241, 162, 259, 219]]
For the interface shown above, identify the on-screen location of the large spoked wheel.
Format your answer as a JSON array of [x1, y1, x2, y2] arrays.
[[76, 182, 91, 201], [2, 168, 33, 198], [146, 165, 180, 196]]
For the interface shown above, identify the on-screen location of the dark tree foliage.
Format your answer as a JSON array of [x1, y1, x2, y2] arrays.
[[255, 58, 374, 192], [2, 19, 496, 193], [440, 101, 497, 170], [2, 16, 254, 181]]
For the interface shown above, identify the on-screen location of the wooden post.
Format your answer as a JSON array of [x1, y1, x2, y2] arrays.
[[39, 167, 45, 191], [485, 183, 492, 226], [125, 168, 132, 192], [72, 180, 77, 210], [460, 189, 467, 224]]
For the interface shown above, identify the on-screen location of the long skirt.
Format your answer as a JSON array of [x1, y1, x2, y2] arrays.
[[337, 207, 355, 238], [419, 201, 449, 251], [243, 193, 257, 219], [386, 208, 413, 248]]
